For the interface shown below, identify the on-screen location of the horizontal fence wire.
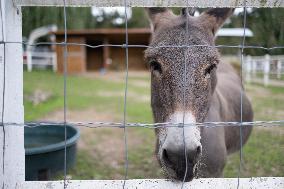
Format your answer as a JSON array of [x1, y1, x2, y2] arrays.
[[0, 121, 284, 128], [1, 41, 284, 50]]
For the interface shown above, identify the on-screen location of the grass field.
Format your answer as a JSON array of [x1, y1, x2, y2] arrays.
[[24, 70, 284, 180]]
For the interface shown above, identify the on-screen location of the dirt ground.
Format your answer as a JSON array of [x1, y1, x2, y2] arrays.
[[41, 105, 156, 180], [83, 71, 150, 82]]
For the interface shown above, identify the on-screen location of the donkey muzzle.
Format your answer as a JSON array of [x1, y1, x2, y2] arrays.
[[161, 145, 201, 181], [159, 111, 202, 181]]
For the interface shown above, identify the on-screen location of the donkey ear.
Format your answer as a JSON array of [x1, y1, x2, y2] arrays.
[[145, 8, 174, 31], [199, 8, 234, 35]]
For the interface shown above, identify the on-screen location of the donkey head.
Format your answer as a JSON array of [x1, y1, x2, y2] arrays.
[[145, 8, 234, 181]]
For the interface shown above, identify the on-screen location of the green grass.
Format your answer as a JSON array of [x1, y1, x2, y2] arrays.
[[24, 71, 135, 121], [24, 71, 284, 180], [222, 83, 284, 177], [224, 128, 284, 177], [255, 73, 284, 81], [245, 83, 284, 120]]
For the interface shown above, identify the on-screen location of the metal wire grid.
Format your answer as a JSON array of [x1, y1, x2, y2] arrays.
[[238, 3, 247, 188], [62, 1, 68, 188], [181, 3, 190, 187], [0, 1, 5, 188], [0, 1, 283, 189], [122, 0, 130, 188], [2, 120, 284, 128]]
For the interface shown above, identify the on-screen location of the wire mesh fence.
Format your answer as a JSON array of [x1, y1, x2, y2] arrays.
[[1, 0, 284, 189]]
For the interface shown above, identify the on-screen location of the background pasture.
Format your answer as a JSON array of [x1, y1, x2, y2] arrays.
[[24, 70, 284, 180]]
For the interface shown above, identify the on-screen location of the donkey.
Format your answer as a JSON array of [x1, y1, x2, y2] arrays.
[[144, 8, 253, 181]]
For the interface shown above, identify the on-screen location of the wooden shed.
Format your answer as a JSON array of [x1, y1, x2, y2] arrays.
[[54, 28, 151, 74]]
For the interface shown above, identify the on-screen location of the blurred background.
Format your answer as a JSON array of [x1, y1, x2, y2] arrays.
[[22, 7, 284, 181]]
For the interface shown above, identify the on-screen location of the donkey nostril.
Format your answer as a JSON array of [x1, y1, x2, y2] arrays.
[[162, 149, 169, 162], [162, 149, 175, 168], [196, 146, 201, 154], [196, 146, 202, 159]]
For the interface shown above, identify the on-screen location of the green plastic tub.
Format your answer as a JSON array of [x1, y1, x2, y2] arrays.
[[25, 124, 80, 180]]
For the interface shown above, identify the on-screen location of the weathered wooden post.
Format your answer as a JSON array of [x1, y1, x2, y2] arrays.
[[52, 52, 57, 72], [0, 0, 25, 188], [26, 51, 32, 72], [245, 55, 252, 83], [102, 38, 111, 74], [277, 59, 282, 79], [264, 54, 270, 86], [252, 59, 256, 78]]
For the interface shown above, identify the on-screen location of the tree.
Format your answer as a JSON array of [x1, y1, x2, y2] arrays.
[[22, 7, 284, 56], [22, 7, 94, 38], [22, 7, 150, 38], [245, 8, 284, 55]]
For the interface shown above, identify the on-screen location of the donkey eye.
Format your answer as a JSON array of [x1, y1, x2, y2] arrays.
[[204, 64, 216, 78], [150, 60, 162, 74]]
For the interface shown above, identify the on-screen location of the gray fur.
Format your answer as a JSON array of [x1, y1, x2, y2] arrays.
[[145, 8, 253, 181]]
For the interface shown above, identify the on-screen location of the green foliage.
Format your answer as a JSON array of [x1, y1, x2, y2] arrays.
[[22, 7, 150, 38], [232, 8, 284, 55], [22, 7, 93, 37], [23, 7, 284, 56], [246, 8, 284, 55], [128, 8, 149, 28]]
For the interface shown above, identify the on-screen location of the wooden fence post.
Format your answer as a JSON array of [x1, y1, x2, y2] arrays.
[[0, 0, 25, 188], [52, 52, 57, 72], [245, 55, 252, 83], [252, 59, 256, 77], [26, 51, 32, 72], [277, 59, 282, 79], [264, 54, 270, 86]]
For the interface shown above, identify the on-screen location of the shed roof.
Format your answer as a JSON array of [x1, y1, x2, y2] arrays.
[[54, 28, 253, 37], [53, 28, 253, 44], [54, 28, 151, 44], [54, 28, 151, 35], [216, 28, 253, 37]]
